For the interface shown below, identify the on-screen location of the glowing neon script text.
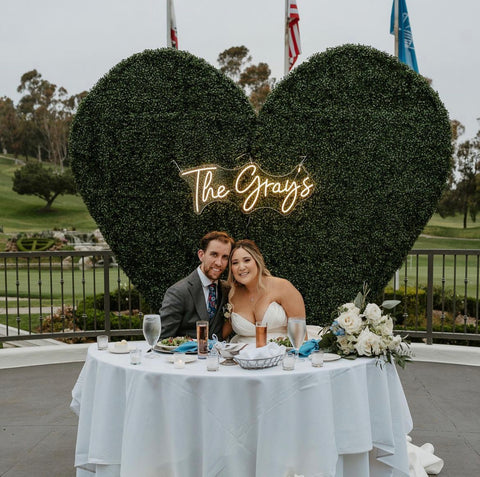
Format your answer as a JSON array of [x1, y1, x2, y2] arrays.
[[180, 162, 315, 215]]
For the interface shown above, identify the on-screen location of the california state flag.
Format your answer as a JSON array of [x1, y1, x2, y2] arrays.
[[168, 0, 178, 49]]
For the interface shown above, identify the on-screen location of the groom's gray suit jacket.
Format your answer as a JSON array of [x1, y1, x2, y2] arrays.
[[159, 269, 229, 340]]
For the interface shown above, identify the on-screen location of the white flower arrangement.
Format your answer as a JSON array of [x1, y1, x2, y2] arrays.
[[320, 284, 411, 368]]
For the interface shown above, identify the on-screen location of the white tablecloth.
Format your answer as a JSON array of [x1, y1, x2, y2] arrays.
[[71, 343, 412, 477]]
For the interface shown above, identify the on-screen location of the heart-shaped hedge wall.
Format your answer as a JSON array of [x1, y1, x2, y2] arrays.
[[70, 45, 451, 324]]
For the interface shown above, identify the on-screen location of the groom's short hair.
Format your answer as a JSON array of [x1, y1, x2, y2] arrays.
[[199, 231, 234, 252]]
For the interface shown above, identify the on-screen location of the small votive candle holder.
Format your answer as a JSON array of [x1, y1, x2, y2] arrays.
[[282, 353, 296, 371], [206, 353, 219, 372], [130, 348, 142, 365], [97, 335, 108, 350], [311, 349, 324, 367], [173, 353, 186, 369]]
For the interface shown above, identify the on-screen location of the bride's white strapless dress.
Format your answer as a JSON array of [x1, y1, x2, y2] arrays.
[[230, 302, 287, 344], [230, 302, 321, 344]]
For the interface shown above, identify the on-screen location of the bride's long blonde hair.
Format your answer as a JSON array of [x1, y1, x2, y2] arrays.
[[227, 240, 271, 300]]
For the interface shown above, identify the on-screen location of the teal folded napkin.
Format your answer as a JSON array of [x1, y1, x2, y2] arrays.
[[175, 340, 214, 353], [298, 339, 319, 357]]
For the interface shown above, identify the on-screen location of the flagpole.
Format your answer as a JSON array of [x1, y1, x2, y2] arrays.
[[284, 0, 289, 76], [166, 0, 172, 47], [394, 0, 399, 57]]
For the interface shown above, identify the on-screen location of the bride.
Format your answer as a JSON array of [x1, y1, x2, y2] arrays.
[[223, 239, 319, 343]]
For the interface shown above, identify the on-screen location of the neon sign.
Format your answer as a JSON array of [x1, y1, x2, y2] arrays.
[[180, 162, 315, 215]]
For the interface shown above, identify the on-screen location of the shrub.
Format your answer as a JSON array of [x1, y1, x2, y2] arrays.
[[384, 285, 479, 328], [69, 46, 451, 324], [383, 286, 427, 325], [75, 308, 143, 332], [82, 286, 147, 312], [38, 304, 143, 341]]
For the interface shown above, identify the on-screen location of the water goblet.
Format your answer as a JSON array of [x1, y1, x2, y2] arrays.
[[142, 314, 161, 358], [287, 317, 307, 360]]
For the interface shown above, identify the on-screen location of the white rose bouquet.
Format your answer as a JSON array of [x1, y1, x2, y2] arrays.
[[320, 284, 411, 368]]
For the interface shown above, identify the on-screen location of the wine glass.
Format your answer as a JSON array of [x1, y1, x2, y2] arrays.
[[287, 317, 307, 360], [142, 314, 161, 358]]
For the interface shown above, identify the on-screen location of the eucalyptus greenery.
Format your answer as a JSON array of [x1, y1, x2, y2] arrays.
[[69, 45, 451, 324]]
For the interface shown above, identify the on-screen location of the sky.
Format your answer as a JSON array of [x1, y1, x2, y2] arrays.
[[2, 0, 479, 139]]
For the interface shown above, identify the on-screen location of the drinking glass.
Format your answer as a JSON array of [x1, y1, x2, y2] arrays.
[[255, 322, 267, 348], [311, 349, 324, 367], [282, 352, 295, 371], [142, 314, 161, 358], [206, 350, 219, 371], [96, 335, 108, 350], [196, 321, 209, 359], [130, 348, 142, 365], [287, 317, 307, 359]]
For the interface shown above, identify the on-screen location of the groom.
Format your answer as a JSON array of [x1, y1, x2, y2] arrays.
[[159, 231, 234, 340]]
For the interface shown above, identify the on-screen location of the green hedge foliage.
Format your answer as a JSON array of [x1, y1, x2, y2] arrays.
[[69, 45, 452, 325]]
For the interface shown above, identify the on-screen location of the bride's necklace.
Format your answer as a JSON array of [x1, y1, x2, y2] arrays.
[[247, 289, 262, 304]]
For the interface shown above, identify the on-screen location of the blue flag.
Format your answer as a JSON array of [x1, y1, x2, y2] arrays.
[[390, 0, 419, 73]]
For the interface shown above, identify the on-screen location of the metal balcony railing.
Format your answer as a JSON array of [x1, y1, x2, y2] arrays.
[[386, 249, 480, 345], [1, 249, 479, 345]]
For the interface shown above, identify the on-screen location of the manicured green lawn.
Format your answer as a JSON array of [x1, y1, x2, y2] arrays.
[[427, 213, 479, 229], [0, 265, 131, 330], [390, 252, 480, 298], [0, 155, 97, 232], [422, 213, 480, 239], [1, 265, 129, 300]]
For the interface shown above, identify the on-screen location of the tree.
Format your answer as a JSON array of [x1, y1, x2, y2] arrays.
[[455, 138, 480, 228], [12, 161, 78, 211], [217, 46, 251, 81], [16, 70, 87, 171], [437, 122, 480, 228], [238, 62, 272, 112], [0, 96, 21, 156], [217, 46, 273, 112]]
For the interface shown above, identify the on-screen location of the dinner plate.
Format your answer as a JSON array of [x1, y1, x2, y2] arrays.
[[155, 344, 177, 352], [167, 354, 197, 364], [308, 352, 341, 362], [154, 345, 197, 355], [324, 353, 342, 362]]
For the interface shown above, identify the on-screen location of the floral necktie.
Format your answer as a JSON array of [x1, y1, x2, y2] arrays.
[[207, 283, 217, 319]]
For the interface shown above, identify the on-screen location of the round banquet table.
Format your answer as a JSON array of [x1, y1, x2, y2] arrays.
[[71, 342, 412, 477]]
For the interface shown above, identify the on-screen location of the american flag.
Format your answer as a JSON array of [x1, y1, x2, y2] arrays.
[[288, 2, 301, 70], [168, 0, 178, 49]]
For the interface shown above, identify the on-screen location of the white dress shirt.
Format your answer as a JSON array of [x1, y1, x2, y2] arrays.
[[197, 266, 217, 307]]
